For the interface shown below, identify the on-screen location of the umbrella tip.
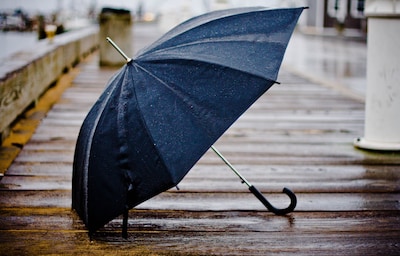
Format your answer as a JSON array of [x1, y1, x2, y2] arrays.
[[122, 209, 129, 239], [106, 37, 132, 63]]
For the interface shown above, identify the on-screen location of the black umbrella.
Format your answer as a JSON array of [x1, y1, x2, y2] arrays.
[[72, 6, 306, 236]]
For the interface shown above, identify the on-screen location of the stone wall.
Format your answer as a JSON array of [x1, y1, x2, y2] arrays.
[[0, 26, 99, 142]]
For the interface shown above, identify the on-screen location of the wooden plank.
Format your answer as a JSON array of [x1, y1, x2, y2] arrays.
[[0, 229, 398, 256], [9, 148, 400, 166], [0, 175, 71, 190], [3, 163, 398, 193], [0, 208, 398, 234], [197, 151, 400, 166], [1, 190, 398, 212], [5, 162, 73, 176], [7, 163, 399, 180], [0, 209, 399, 255], [10, 150, 74, 163], [136, 192, 400, 212], [3, 174, 396, 193]]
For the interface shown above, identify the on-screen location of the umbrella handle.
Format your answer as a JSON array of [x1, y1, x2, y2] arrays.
[[249, 185, 297, 215], [211, 145, 297, 215]]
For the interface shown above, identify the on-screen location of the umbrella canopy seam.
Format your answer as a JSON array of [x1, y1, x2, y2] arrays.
[[124, 63, 175, 184], [137, 34, 288, 60], [79, 70, 123, 227], [134, 59, 277, 85]]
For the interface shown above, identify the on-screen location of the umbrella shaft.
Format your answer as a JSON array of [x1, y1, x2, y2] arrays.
[[210, 145, 251, 187], [106, 37, 132, 62]]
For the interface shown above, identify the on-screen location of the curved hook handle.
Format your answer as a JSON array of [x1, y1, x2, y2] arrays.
[[249, 186, 297, 215], [210, 146, 297, 215]]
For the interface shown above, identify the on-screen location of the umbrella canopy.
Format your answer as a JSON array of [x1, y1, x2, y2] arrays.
[[72, 6, 305, 233]]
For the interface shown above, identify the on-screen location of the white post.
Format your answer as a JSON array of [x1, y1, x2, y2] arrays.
[[354, 0, 400, 151]]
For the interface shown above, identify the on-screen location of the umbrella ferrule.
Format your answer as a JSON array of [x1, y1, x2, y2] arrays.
[[106, 37, 132, 63]]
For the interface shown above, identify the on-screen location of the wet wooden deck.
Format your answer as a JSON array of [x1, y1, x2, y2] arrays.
[[1, 24, 399, 255]]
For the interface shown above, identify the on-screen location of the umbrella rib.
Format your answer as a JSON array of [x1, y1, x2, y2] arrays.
[[135, 7, 270, 56], [126, 64, 176, 183], [136, 38, 283, 83], [132, 62, 220, 141], [82, 71, 122, 225], [133, 59, 275, 123], [135, 57, 278, 85], [131, 61, 234, 166], [137, 35, 280, 60], [132, 60, 277, 130], [132, 61, 206, 106]]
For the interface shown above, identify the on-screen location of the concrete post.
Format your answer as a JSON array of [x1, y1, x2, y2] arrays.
[[354, 0, 400, 151], [99, 8, 133, 66]]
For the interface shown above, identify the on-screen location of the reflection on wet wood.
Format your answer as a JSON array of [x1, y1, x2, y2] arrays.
[[0, 207, 399, 256]]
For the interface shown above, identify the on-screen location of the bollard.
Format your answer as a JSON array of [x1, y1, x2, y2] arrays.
[[99, 7, 133, 66], [354, 0, 400, 151]]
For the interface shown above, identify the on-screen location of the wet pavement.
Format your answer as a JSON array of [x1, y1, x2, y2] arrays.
[[1, 22, 399, 255], [284, 30, 367, 102]]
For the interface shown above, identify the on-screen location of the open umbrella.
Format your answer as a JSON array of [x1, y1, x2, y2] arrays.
[[72, 6, 306, 236]]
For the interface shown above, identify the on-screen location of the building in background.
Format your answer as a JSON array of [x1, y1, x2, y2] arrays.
[[297, 0, 366, 38], [153, 0, 366, 37], [0, 0, 367, 37]]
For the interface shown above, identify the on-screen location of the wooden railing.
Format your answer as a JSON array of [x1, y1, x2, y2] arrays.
[[0, 26, 99, 142]]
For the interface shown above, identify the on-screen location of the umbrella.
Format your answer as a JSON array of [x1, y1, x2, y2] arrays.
[[72, 6, 306, 236]]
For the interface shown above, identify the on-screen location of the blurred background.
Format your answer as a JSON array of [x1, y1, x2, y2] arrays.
[[0, 0, 366, 58]]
